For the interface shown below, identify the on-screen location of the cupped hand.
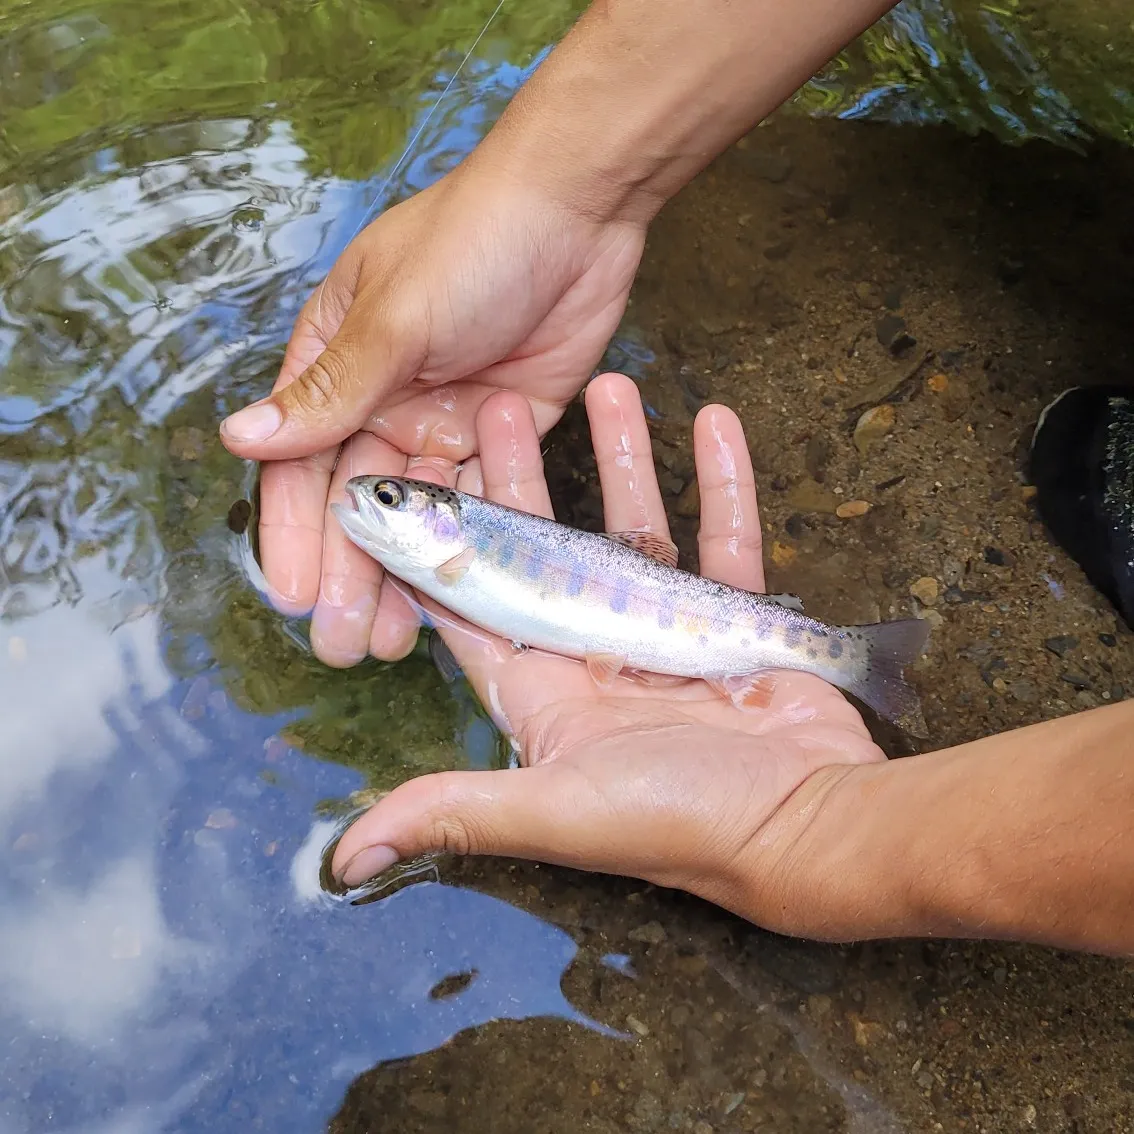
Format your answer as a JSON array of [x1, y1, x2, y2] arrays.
[[218, 158, 645, 668], [329, 372, 885, 933]]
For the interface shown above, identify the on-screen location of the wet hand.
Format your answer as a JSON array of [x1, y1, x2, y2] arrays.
[[218, 160, 645, 668], [329, 373, 885, 933]]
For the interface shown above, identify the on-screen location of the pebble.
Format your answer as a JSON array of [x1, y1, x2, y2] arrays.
[[854, 281, 883, 309], [770, 541, 797, 567], [910, 576, 940, 606], [875, 313, 917, 356], [1044, 635, 1079, 657], [693, 1123, 714, 1134], [918, 609, 945, 631], [787, 478, 840, 514], [626, 1015, 650, 1037], [675, 480, 701, 518], [982, 546, 1015, 568], [169, 426, 207, 461], [804, 434, 831, 482], [992, 677, 1009, 694], [1060, 670, 1091, 690], [942, 557, 965, 586], [853, 404, 896, 455], [1008, 679, 1038, 703], [927, 373, 950, 393], [628, 921, 667, 945], [851, 1016, 887, 1047], [836, 499, 872, 519], [1099, 633, 1117, 647]]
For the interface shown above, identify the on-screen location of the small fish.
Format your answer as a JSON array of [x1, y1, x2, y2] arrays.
[[332, 476, 930, 735]]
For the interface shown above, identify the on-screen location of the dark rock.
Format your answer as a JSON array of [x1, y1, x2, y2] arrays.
[[764, 240, 794, 261], [1008, 679, 1038, 703], [1060, 670, 1092, 690], [875, 314, 917, 357], [770, 475, 788, 492], [983, 546, 1016, 568], [875, 474, 906, 492], [784, 513, 807, 539], [226, 499, 252, 535], [804, 434, 831, 482], [1100, 633, 1118, 647], [1044, 635, 1079, 657], [1110, 685, 1126, 700]]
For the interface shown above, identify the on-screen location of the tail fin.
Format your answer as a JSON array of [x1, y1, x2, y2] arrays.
[[838, 618, 931, 738]]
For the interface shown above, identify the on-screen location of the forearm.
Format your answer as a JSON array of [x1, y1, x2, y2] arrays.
[[476, 0, 899, 222], [769, 701, 1134, 955]]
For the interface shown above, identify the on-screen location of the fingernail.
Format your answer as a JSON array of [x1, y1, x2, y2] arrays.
[[221, 400, 282, 443], [339, 844, 399, 888]]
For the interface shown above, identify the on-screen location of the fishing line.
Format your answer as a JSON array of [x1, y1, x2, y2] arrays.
[[312, 0, 507, 333]]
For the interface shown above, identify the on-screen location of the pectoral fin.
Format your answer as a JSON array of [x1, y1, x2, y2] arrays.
[[603, 530, 679, 569], [435, 547, 476, 585]]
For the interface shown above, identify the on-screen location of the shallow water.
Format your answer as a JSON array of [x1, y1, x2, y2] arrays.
[[3, 1, 1134, 1131]]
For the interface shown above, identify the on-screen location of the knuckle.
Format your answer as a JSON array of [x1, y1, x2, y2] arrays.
[[291, 356, 342, 412]]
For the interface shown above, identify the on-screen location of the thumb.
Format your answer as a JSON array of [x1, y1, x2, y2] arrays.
[[219, 289, 425, 459], [331, 762, 628, 890]]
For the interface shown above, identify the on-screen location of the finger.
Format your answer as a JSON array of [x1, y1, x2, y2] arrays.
[[312, 433, 406, 667], [693, 404, 765, 591], [256, 449, 338, 615], [584, 373, 670, 537], [331, 762, 617, 887], [220, 281, 425, 460], [370, 382, 567, 465], [273, 272, 355, 393], [250, 278, 357, 615], [455, 457, 484, 497], [475, 392, 555, 518]]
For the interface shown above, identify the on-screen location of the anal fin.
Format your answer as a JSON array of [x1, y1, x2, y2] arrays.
[[586, 651, 627, 689], [706, 672, 778, 712], [765, 592, 805, 612]]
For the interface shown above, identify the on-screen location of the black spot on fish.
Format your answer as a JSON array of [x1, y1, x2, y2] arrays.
[[806, 648, 817, 659], [783, 626, 802, 649], [698, 634, 708, 646], [828, 640, 844, 659], [740, 637, 750, 648], [657, 608, 674, 629]]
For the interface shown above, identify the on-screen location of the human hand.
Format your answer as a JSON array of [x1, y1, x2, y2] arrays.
[[218, 157, 645, 668], [328, 372, 886, 935]]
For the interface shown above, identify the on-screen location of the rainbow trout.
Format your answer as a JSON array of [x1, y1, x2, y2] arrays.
[[332, 476, 930, 735]]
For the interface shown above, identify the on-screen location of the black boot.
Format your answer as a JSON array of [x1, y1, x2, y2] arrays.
[[1029, 385, 1134, 630]]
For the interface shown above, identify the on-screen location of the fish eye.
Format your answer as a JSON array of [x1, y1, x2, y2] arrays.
[[374, 481, 403, 509]]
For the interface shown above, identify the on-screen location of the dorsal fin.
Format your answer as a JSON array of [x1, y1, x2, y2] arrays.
[[602, 529, 679, 569]]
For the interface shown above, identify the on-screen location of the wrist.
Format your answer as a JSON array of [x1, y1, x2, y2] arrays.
[[473, 0, 898, 225], [751, 701, 1134, 955]]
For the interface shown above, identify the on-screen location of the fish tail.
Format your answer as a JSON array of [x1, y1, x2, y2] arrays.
[[836, 618, 931, 737]]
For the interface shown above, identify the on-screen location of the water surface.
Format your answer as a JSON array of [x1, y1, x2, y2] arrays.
[[3, 1, 1134, 1130]]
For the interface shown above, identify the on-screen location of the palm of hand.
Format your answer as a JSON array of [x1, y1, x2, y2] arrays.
[[253, 169, 646, 669], [330, 373, 884, 905]]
